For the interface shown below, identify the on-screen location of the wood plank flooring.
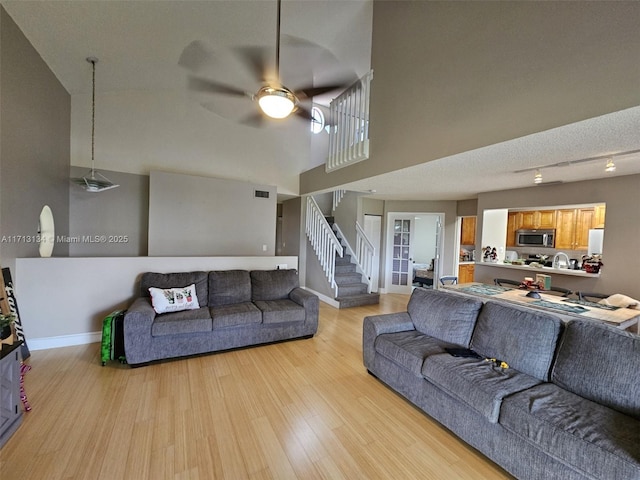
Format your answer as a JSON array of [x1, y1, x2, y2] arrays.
[[0, 294, 514, 479]]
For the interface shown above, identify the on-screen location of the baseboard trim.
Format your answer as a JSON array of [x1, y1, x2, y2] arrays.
[[28, 331, 101, 351], [303, 288, 339, 308]]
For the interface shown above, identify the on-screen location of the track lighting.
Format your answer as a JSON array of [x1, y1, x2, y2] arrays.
[[605, 158, 616, 172], [533, 169, 543, 184]]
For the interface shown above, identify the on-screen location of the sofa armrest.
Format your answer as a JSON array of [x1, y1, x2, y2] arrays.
[[363, 312, 415, 369], [123, 297, 156, 365], [290, 287, 319, 323]]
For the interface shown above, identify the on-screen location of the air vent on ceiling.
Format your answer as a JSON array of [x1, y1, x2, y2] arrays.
[[254, 190, 270, 199]]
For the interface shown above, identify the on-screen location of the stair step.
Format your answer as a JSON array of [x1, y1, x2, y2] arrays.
[[335, 255, 352, 265], [336, 282, 368, 296], [335, 263, 357, 274], [337, 292, 380, 309], [334, 273, 363, 285]]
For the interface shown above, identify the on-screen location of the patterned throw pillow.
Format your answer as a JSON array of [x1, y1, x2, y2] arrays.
[[148, 284, 200, 314]]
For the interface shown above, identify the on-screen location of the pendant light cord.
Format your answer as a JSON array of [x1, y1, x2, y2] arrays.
[[87, 56, 98, 176]]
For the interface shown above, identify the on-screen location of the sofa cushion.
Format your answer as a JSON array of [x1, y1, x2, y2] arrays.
[[151, 307, 212, 336], [407, 289, 483, 346], [254, 299, 306, 324], [422, 353, 541, 423], [470, 301, 562, 381], [375, 330, 459, 377], [251, 269, 299, 301], [500, 382, 640, 480], [552, 319, 640, 420], [141, 271, 208, 306], [208, 270, 252, 306], [210, 302, 262, 329]]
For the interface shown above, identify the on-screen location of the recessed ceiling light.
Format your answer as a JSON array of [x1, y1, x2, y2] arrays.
[[605, 158, 616, 172]]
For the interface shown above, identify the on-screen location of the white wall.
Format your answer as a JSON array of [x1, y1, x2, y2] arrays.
[[16, 256, 298, 350], [480, 209, 509, 261]]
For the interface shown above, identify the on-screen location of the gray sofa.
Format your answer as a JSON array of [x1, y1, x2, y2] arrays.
[[363, 288, 640, 480], [124, 269, 318, 365]]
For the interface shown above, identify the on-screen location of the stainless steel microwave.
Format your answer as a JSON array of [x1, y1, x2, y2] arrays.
[[516, 229, 555, 248]]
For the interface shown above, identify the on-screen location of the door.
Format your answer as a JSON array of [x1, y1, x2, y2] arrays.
[[363, 215, 381, 293], [386, 213, 443, 294], [387, 216, 413, 294]]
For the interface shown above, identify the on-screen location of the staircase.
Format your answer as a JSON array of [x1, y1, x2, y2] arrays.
[[305, 196, 379, 309], [330, 220, 379, 309]]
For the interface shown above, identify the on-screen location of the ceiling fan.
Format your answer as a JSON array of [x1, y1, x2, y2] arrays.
[[178, 0, 356, 126]]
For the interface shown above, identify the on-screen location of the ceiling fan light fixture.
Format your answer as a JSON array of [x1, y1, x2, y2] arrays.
[[257, 86, 296, 119]]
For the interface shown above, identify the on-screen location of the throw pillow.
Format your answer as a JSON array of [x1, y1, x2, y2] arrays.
[[149, 284, 200, 314], [599, 294, 640, 309]]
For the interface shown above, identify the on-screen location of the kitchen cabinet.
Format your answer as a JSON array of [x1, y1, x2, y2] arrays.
[[519, 210, 556, 229], [555, 208, 595, 250], [506, 212, 521, 247], [594, 204, 606, 229], [458, 264, 475, 283], [460, 216, 476, 246]]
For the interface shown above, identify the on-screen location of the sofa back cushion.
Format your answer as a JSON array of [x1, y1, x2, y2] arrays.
[[552, 319, 640, 420], [470, 301, 563, 381], [408, 289, 483, 346], [140, 271, 208, 306], [208, 270, 251, 306], [251, 269, 299, 301]]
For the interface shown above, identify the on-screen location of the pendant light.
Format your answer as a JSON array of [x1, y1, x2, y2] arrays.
[[71, 57, 119, 192], [605, 157, 616, 172], [533, 169, 543, 184]]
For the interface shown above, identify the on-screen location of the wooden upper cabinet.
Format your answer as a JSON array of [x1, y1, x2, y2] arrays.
[[519, 210, 556, 229], [460, 217, 476, 246], [555, 209, 576, 249], [554, 208, 595, 250], [519, 211, 537, 229], [594, 204, 606, 229], [574, 208, 595, 250], [506, 212, 522, 247], [537, 210, 557, 228]]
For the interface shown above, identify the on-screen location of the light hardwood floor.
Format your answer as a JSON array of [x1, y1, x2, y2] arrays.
[[1, 294, 514, 479]]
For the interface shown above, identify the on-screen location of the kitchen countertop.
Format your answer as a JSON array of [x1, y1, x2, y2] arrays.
[[474, 261, 600, 277]]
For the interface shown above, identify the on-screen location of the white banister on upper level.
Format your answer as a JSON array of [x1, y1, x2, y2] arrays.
[[326, 70, 373, 173]]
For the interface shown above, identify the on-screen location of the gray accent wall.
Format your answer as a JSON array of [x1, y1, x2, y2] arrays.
[[69, 167, 149, 256], [148, 170, 277, 256], [300, 1, 640, 194], [0, 8, 70, 272]]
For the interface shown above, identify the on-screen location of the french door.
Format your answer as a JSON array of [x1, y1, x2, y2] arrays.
[[385, 213, 443, 294], [386, 215, 414, 294]]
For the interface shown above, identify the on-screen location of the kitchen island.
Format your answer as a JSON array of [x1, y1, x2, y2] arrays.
[[442, 282, 639, 333]]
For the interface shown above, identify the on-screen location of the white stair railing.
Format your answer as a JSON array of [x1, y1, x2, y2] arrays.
[[326, 70, 373, 172], [355, 221, 375, 293], [305, 196, 343, 297], [332, 189, 346, 212], [333, 222, 375, 294]]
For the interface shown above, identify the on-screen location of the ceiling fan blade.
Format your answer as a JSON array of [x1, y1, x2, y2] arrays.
[[240, 112, 267, 128], [297, 80, 357, 100], [232, 46, 275, 84], [294, 106, 314, 121], [187, 76, 250, 98], [178, 40, 215, 72]]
